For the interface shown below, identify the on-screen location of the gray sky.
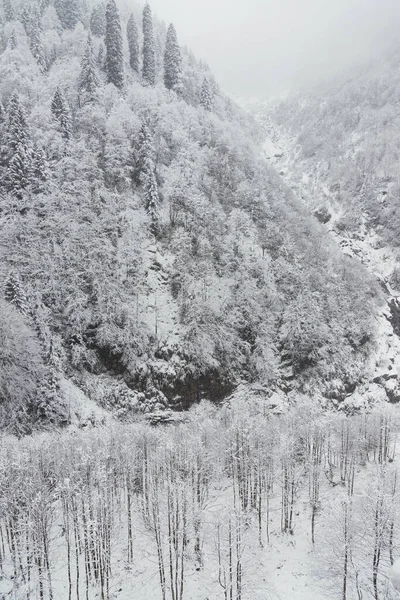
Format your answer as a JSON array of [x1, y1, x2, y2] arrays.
[[149, 0, 400, 98]]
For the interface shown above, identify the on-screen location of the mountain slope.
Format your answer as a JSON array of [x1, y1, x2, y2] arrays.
[[0, 0, 382, 431], [248, 47, 400, 407]]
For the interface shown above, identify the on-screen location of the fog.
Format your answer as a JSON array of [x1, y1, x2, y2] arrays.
[[148, 0, 400, 97]]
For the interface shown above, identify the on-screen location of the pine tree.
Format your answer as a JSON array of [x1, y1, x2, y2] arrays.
[[8, 142, 32, 197], [78, 35, 100, 104], [3, 95, 32, 195], [143, 160, 160, 235], [127, 13, 139, 73], [7, 93, 29, 153], [3, 0, 13, 22], [21, 5, 32, 34], [39, 0, 50, 16], [142, 3, 155, 86], [31, 146, 49, 193], [54, 0, 80, 30], [8, 29, 17, 49], [164, 23, 182, 92], [51, 88, 71, 140], [105, 0, 124, 90], [90, 1, 106, 37], [29, 20, 47, 72], [135, 121, 155, 184], [4, 272, 29, 316], [98, 43, 105, 68], [200, 77, 213, 111]]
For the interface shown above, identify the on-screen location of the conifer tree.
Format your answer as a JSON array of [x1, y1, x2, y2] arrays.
[[3, 0, 13, 22], [78, 35, 100, 104], [200, 77, 213, 111], [31, 146, 49, 193], [8, 29, 17, 49], [90, 1, 106, 37], [98, 43, 105, 68], [7, 93, 29, 153], [21, 5, 32, 34], [127, 13, 139, 74], [164, 23, 182, 92], [143, 160, 160, 235], [51, 88, 71, 140], [4, 272, 29, 316], [39, 0, 50, 16], [8, 142, 32, 197], [29, 20, 47, 72], [142, 3, 155, 86], [105, 0, 124, 90], [54, 0, 80, 30], [135, 121, 155, 184]]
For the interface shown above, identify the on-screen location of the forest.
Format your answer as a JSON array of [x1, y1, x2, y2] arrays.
[[0, 0, 383, 432], [0, 400, 399, 600]]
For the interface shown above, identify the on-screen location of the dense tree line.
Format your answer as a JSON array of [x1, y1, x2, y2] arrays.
[[0, 402, 398, 599]]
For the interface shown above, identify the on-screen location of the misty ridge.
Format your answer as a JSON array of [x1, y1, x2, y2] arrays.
[[0, 0, 400, 599]]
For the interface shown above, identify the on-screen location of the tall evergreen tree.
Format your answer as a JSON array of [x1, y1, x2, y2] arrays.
[[98, 43, 105, 68], [164, 23, 182, 92], [20, 5, 32, 34], [29, 20, 47, 72], [200, 77, 213, 111], [127, 13, 139, 74], [3, 0, 13, 21], [4, 272, 29, 316], [78, 35, 100, 104], [8, 29, 17, 49], [8, 142, 32, 197], [143, 159, 160, 235], [51, 88, 71, 140], [90, 1, 106, 37], [7, 93, 29, 153], [31, 146, 49, 193], [105, 0, 124, 90], [142, 3, 155, 86], [135, 121, 155, 184], [54, 0, 80, 30]]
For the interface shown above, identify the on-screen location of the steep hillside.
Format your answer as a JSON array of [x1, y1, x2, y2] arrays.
[[0, 0, 382, 431], [248, 46, 400, 408]]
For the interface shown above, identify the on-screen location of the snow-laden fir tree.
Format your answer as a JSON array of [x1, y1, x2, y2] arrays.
[[7, 93, 29, 154], [31, 146, 49, 193], [55, 0, 81, 30], [200, 77, 213, 111], [127, 13, 139, 73], [3, 0, 13, 21], [8, 142, 32, 197], [4, 272, 29, 316], [98, 43, 105, 68], [143, 157, 160, 235], [29, 19, 47, 72], [21, 5, 32, 34], [142, 3, 155, 86], [78, 35, 100, 104], [105, 0, 124, 90], [51, 88, 71, 140], [8, 29, 17, 49], [164, 23, 182, 92], [135, 121, 155, 184], [90, 1, 106, 37], [39, 0, 49, 16]]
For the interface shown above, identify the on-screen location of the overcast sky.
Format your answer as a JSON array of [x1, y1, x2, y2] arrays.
[[148, 0, 400, 98]]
